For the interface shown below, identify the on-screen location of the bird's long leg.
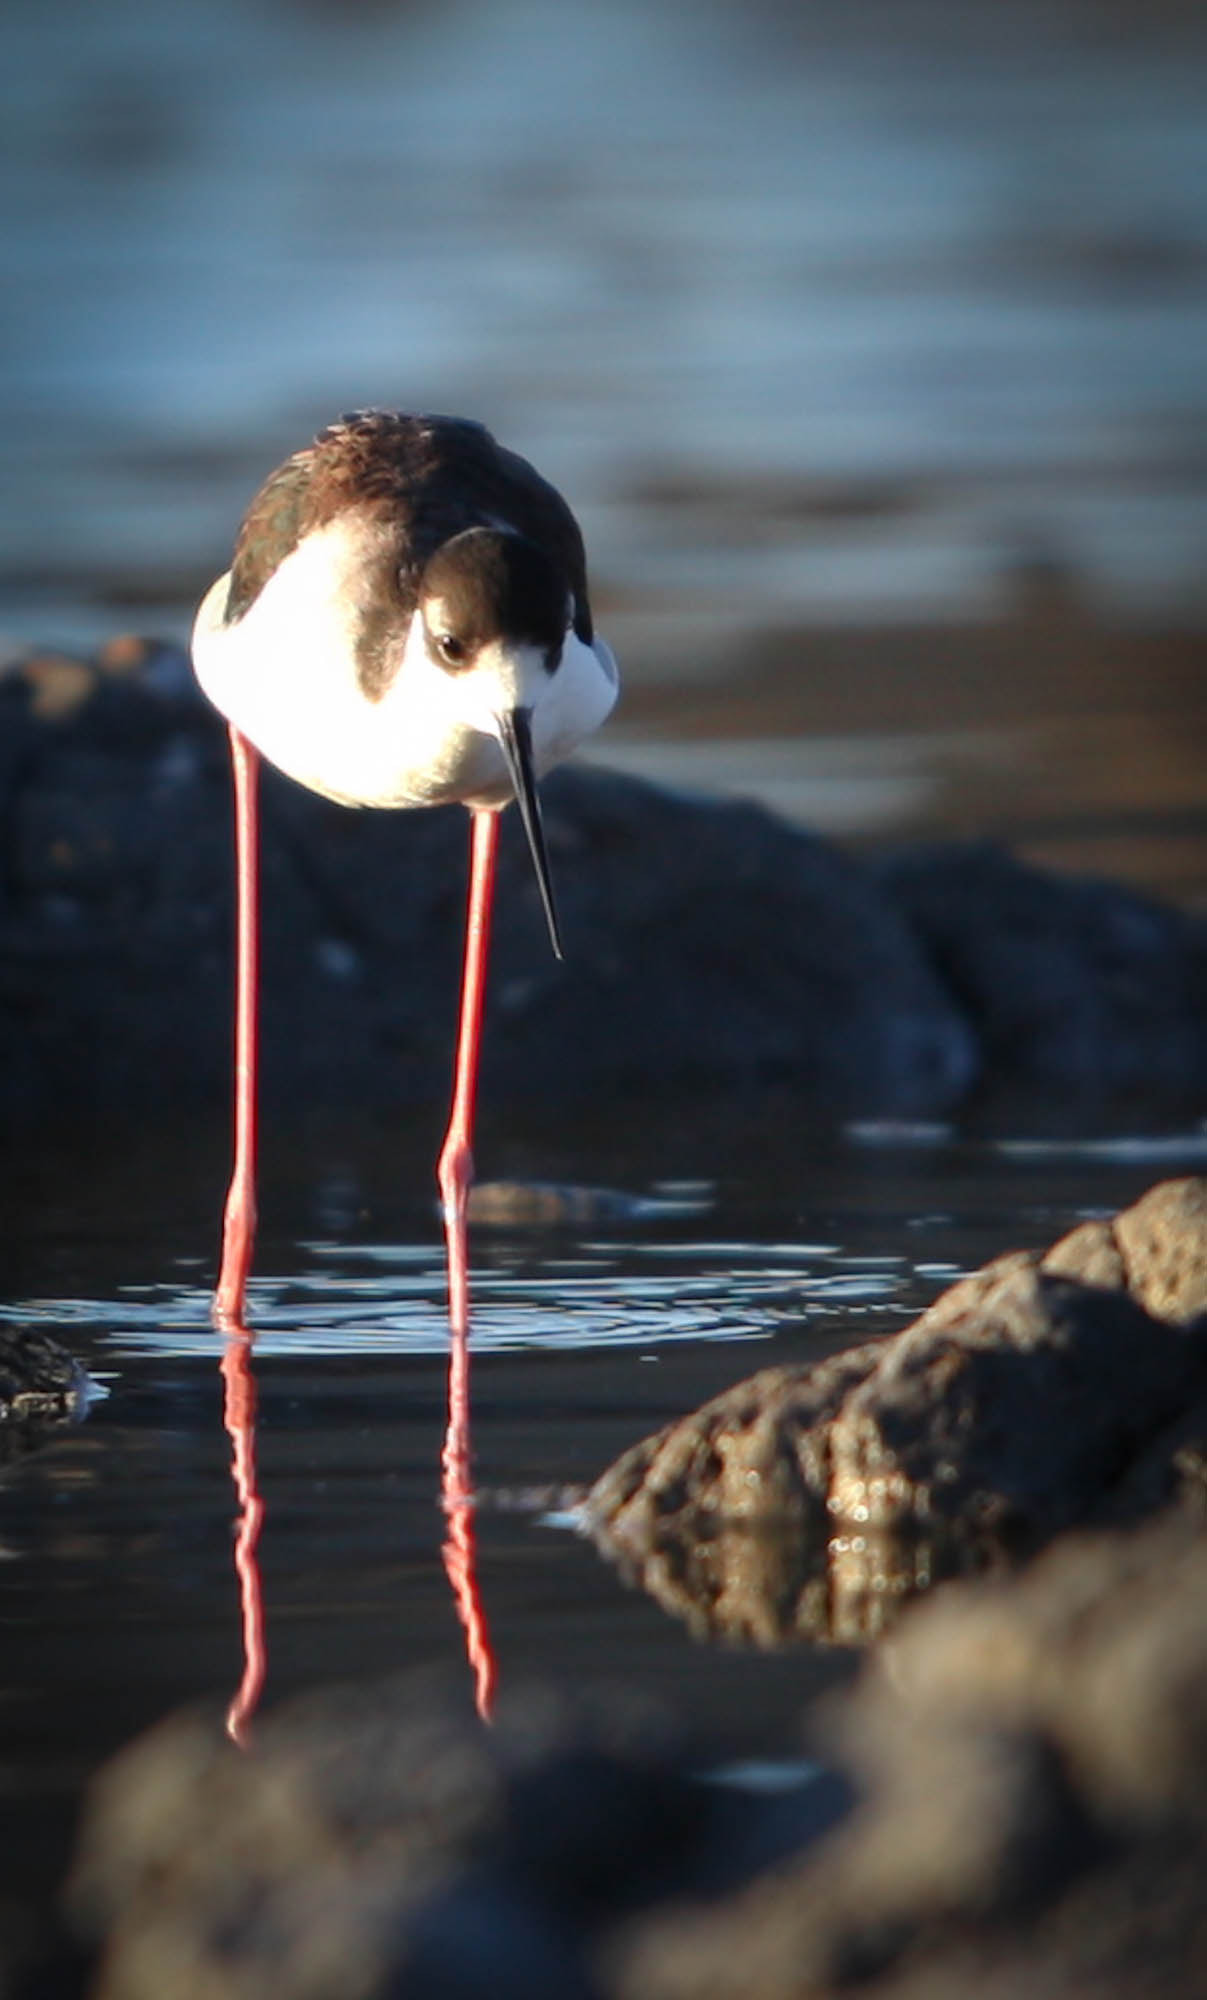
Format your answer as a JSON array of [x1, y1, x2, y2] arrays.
[[215, 725, 261, 1329], [438, 806, 499, 1343], [438, 807, 499, 1719]]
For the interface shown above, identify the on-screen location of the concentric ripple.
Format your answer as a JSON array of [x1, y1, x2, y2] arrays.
[[2, 1234, 923, 1360]]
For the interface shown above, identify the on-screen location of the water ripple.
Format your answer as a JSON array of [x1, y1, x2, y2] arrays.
[[1, 1233, 929, 1360]]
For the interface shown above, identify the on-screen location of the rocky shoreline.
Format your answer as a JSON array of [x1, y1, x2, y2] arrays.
[[1, 1174, 1202, 1997], [3, 638, 1205, 1126], [586, 1175, 1207, 1647]]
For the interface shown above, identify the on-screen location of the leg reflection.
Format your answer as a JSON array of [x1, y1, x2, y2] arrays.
[[440, 1319, 497, 1723], [220, 1328, 267, 1746]]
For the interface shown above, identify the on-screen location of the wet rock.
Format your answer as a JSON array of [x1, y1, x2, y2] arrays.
[[587, 1178, 1207, 1643], [0, 1325, 90, 1463], [586, 1345, 888, 1645], [5, 639, 1207, 1124]]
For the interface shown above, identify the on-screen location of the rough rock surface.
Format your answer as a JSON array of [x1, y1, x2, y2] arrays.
[[4, 640, 1207, 1122], [586, 1178, 1207, 1643], [0, 1325, 89, 1462]]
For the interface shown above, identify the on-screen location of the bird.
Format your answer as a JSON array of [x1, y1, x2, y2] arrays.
[[192, 410, 619, 1330]]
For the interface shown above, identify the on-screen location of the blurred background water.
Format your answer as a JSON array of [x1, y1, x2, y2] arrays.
[[3, 0, 1205, 892]]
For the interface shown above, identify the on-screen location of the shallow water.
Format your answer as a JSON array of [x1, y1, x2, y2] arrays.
[[3, 1103, 1205, 1918]]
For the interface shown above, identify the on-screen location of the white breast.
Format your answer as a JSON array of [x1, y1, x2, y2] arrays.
[[191, 517, 619, 811]]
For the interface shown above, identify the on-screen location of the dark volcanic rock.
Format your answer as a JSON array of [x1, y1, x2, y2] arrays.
[[0, 644, 978, 1121], [876, 839, 1207, 1100], [587, 1178, 1207, 1644], [67, 1681, 844, 2000], [7, 640, 1207, 1124], [0, 1325, 89, 1463], [586, 1344, 887, 1646], [826, 1259, 1198, 1538]]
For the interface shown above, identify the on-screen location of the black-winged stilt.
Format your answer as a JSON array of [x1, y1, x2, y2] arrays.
[[192, 410, 618, 1328]]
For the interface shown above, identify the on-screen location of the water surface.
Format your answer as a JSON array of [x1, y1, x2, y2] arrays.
[[2, 1103, 1203, 1922]]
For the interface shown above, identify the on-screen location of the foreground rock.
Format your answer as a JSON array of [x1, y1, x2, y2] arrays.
[[610, 1522, 1207, 2000], [60, 1521, 1207, 2000], [4, 640, 1206, 1122], [66, 1679, 848, 2000], [586, 1178, 1207, 1643]]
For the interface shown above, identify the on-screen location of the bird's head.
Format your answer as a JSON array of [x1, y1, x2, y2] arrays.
[[419, 527, 572, 957]]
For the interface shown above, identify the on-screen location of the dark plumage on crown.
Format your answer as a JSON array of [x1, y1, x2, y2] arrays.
[[421, 527, 568, 670], [224, 411, 593, 660]]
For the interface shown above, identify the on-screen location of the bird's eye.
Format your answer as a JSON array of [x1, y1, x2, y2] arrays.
[[436, 633, 465, 665]]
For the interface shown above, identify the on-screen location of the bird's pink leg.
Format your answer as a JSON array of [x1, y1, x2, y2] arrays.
[[215, 725, 261, 1329], [438, 807, 499, 1341], [436, 807, 500, 1718]]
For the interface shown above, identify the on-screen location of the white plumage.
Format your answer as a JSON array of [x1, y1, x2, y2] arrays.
[[193, 510, 617, 811]]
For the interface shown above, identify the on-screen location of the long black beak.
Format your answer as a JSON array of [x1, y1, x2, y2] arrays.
[[497, 707, 564, 961]]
